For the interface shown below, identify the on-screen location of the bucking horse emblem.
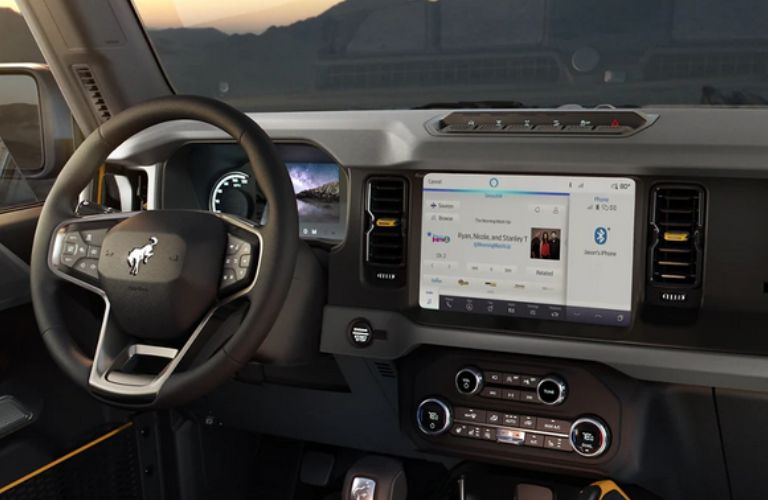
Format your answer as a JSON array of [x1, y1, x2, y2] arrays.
[[127, 236, 158, 276]]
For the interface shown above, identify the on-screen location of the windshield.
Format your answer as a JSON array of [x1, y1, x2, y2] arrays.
[[133, 0, 768, 111]]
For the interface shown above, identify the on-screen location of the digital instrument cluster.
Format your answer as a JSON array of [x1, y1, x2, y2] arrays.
[[207, 148, 346, 242]]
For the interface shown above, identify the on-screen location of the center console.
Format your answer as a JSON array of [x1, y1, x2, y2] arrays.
[[400, 349, 631, 474]]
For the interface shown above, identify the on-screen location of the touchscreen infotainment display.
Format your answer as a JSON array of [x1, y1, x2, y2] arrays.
[[419, 174, 636, 327]]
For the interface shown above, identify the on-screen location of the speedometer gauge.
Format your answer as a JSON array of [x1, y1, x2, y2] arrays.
[[209, 171, 253, 218]]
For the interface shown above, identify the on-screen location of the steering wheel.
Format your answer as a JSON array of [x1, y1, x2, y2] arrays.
[[29, 96, 299, 407]]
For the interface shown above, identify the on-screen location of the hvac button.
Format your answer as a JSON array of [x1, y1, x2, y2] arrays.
[[348, 319, 374, 347]]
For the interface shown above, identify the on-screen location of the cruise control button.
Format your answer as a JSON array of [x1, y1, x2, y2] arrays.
[[221, 268, 237, 285], [63, 243, 77, 256], [239, 254, 251, 268], [235, 267, 249, 280], [87, 245, 101, 258], [75, 258, 99, 279]]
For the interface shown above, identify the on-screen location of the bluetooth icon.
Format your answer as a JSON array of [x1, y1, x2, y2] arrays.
[[594, 227, 608, 245]]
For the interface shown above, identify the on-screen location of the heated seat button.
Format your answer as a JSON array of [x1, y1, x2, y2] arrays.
[[544, 436, 571, 452]]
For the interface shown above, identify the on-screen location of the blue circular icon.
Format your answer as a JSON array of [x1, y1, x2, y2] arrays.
[[594, 227, 608, 245], [489, 177, 499, 188]]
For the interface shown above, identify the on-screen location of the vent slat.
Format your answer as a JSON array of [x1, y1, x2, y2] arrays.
[[73, 64, 111, 122], [649, 185, 704, 286], [366, 177, 407, 268]]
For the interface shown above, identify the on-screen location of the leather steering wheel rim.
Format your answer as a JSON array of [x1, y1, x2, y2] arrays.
[[30, 95, 299, 407]]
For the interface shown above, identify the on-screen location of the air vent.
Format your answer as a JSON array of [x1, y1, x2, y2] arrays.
[[373, 361, 396, 379], [647, 184, 705, 307], [73, 65, 111, 122], [364, 177, 408, 287]]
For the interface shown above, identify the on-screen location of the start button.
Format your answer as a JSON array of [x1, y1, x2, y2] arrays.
[[349, 319, 374, 347]]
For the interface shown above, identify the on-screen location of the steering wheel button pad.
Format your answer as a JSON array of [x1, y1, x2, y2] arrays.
[[55, 227, 111, 285], [220, 234, 254, 291]]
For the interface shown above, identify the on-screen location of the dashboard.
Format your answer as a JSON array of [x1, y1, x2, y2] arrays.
[[106, 106, 768, 499], [109, 107, 768, 365]]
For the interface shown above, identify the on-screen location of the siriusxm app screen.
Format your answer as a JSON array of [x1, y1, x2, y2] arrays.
[[419, 174, 636, 326]]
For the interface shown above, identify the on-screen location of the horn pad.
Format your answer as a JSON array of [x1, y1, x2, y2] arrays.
[[97, 211, 227, 339]]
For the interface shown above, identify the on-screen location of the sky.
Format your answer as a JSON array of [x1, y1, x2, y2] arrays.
[[0, 0, 344, 34], [132, 0, 344, 34], [0, 0, 18, 11]]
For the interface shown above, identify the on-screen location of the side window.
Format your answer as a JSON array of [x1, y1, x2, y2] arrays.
[[0, 2, 72, 210]]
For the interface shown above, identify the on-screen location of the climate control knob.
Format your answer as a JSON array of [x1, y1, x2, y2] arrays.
[[569, 417, 610, 457], [536, 375, 568, 405], [455, 367, 484, 396], [416, 398, 453, 436]]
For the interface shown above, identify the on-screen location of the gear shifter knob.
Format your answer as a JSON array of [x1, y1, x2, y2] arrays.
[[342, 456, 407, 500]]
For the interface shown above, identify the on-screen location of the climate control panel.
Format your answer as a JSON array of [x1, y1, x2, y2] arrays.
[[416, 398, 610, 457], [402, 349, 623, 469]]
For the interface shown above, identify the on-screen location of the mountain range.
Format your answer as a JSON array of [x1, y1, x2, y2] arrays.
[[296, 181, 340, 203]]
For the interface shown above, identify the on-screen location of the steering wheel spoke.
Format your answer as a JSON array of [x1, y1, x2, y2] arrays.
[[217, 214, 263, 299], [49, 212, 132, 291], [89, 304, 219, 399]]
